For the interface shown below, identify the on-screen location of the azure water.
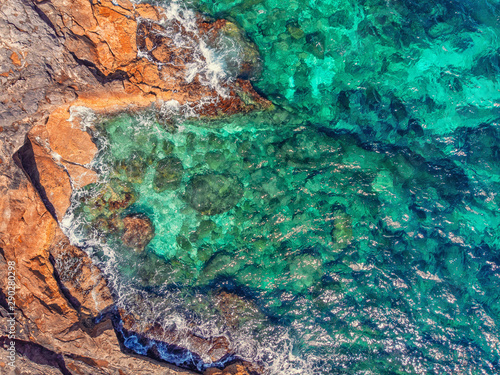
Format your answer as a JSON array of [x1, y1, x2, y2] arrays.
[[65, 0, 500, 373]]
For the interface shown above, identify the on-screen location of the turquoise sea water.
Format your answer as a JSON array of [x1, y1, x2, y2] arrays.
[[66, 0, 500, 373]]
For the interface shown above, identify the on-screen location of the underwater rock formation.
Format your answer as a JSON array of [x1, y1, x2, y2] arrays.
[[184, 174, 244, 216], [153, 156, 185, 192], [122, 214, 155, 252], [0, 0, 268, 373]]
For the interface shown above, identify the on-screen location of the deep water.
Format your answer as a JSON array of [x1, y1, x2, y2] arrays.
[[65, 0, 500, 373]]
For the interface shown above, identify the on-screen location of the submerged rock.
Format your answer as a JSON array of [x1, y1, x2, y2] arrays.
[[278, 130, 330, 164], [217, 21, 262, 80], [331, 208, 353, 251], [305, 32, 326, 59], [83, 179, 136, 217], [390, 97, 408, 122], [205, 151, 226, 170], [286, 21, 305, 40], [116, 151, 150, 184], [214, 291, 264, 330], [92, 213, 126, 236], [184, 174, 244, 215], [192, 219, 217, 242], [153, 156, 184, 192], [122, 214, 155, 252], [287, 253, 323, 291], [161, 139, 175, 155]]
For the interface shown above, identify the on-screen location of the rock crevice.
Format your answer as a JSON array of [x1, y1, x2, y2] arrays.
[[14, 137, 60, 222]]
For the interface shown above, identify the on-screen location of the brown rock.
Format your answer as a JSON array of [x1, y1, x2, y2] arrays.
[[120, 308, 232, 364], [204, 361, 261, 375], [122, 214, 155, 252], [48, 229, 113, 317]]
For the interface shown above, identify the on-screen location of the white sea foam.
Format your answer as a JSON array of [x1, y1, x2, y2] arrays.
[[157, 96, 219, 119], [68, 106, 97, 131], [134, 0, 245, 97]]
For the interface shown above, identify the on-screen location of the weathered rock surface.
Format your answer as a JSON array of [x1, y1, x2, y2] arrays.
[[0, 0, 268, 373], [30, 0, 269, 114]]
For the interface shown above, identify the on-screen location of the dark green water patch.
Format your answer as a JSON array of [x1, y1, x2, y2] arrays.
[[183, 173, 244, 215], [154, 156, 184, 192]]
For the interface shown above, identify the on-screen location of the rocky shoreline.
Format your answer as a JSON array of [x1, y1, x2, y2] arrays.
[[0, 0, 268, 373]]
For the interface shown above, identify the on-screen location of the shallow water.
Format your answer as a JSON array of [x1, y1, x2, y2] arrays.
[[66, 0, 500, 373]]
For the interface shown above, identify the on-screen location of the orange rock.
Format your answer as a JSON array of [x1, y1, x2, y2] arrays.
[[10, 51, 21, 66], [1, 182, 79, 340], [46, 106, 97, 166], [134, 3, 161, 22], [76, 86, 159, 111], [62, 162, 99, 189], [32, 147, 72, 221]]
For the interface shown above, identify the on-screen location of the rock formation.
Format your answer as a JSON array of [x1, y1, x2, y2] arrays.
[[121, 214, 154, 252], [0, 0, 269, 373]]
